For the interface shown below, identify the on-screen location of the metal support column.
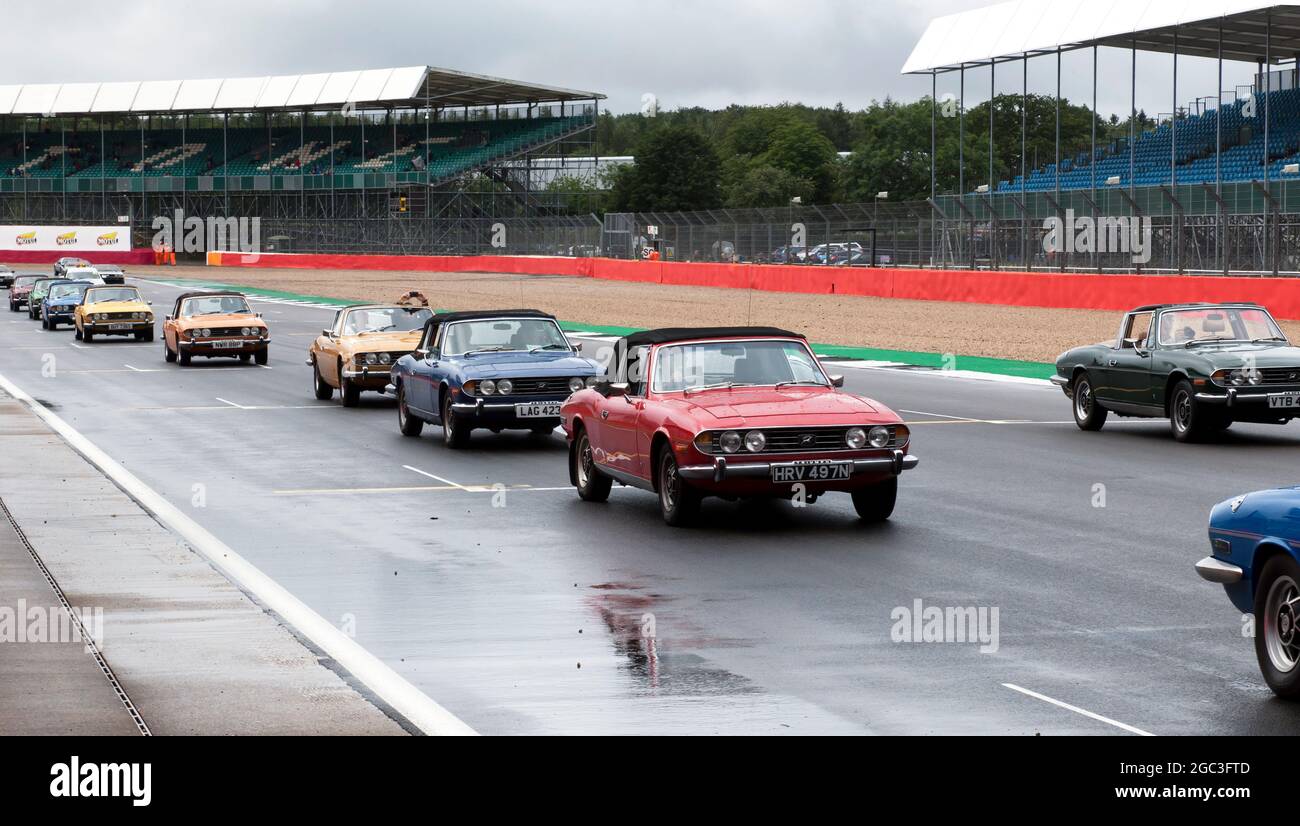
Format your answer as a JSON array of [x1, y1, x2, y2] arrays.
[[1267, 8, 1275, 274], [1022, 54, 1028, 270], [1218, 17, 1227, 275]]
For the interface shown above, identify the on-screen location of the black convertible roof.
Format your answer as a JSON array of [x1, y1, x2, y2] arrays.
[[622, 327, 805, 348], [421, 308, 554, 335], [1131, 302, 1263, 313]]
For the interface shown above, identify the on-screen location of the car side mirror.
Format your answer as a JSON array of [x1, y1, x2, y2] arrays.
[[572, 340, 584, 352], [829, 374, 845, 388], [1122, 338, 1149, 355], [597, 381, 629, 398], [323, 329, 334, 337]]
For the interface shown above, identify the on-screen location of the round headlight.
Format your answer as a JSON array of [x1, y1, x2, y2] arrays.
[[200, 328, 211, 338], [719, 431, 742, 454], [568, 376, 585, 393], [363, 352, 378, 365], [845, 427, 868, 449], [480, 379, 497, 396], [496, 379, 513, 395], [743, 431, 766, 453], [585, 376, 599, 389], [868, 426, 891, 448], [380, 352, 392, 365], [241, 327, 252, 336]]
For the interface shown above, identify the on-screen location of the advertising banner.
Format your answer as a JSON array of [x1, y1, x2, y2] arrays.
[[0, 225, 132, 252]]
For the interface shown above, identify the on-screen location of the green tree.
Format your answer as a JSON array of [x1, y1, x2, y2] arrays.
[[762, 119, 839, 202], [609, 125, 722, 212], [724, 161, 814, 208]]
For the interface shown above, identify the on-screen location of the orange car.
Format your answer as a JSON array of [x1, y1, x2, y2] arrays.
[[162, 291, 269, 366], [309, 303, 433, 405]]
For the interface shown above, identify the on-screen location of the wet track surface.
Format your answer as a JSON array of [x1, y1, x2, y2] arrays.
[[4, 277, 1300, 735]]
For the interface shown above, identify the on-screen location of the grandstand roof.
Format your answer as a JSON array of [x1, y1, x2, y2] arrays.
[[0, 65, 603, 116], [903, 1, 1300, 74]]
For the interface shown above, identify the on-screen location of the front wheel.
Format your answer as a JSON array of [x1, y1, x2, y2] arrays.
[[397, 385, 424, 437], [851, 476, 898, 522], [312, 359, 333, 400], [573, 429, 612, 502], [1254, 554, 1300, 699], [339, 362, 360, 407], [254, 347, 269, 366], [658, 449, 700, 527], [442, 392, 470, 448], [1072, 372, 1108, 431], [164, 341, 176, 363], [1170, 379, 1212, 443]]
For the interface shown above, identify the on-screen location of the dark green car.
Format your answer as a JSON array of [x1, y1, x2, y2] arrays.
[[1051, 303, 1300, 442]]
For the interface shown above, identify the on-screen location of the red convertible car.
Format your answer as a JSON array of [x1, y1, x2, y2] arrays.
[[561, 327, 919, 525]]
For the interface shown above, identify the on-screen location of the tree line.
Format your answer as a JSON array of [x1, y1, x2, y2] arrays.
[[564, 96, 1155, 213]]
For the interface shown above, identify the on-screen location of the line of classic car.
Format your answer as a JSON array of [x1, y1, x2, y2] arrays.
[[14, 273, 1300, 696]]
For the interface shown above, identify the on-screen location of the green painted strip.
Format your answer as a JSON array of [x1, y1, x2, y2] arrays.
[[151, 275, 1053, 380]]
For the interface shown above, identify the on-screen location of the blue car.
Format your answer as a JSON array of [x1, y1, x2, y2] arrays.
[[41, 280, 94, 331], [1199, 487, 1300, 698], [388, 309, 600, 448]]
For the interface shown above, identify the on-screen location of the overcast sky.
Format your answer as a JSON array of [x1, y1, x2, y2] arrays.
[[2, 0, 1268, 121]]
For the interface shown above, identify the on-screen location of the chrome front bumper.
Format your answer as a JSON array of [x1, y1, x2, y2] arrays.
[[1195, 388, 1300, 407], [1195, 556, 1244, 584], [678, 450, 920, 482]]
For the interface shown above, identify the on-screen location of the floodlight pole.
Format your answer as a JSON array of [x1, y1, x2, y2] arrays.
[[1092, 45, 1099, 273], [1022, 54, 1028, 271], [990, 59, 996, 268], [1266, 7, 1275, 274], [959, 65, 965, 196], [1055, 46, 1062, 271], [1130, 38, 1137, 219], [930, 71, 936, 203], [1173, 29, 1180, 273], [1218, 16, 1226, 275]]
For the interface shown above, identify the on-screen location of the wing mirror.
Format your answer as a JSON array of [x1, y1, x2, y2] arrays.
[[597, 381, 629, 397], [572, 340, 584, 353], [322, 328, 334, 337], [830, 374, 845, 388]]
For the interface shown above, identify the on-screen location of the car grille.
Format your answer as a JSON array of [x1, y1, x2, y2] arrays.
[[201, 327, 248, 337], [501, 377, 574, 395], [1258, 368, 1300, 385], [700, 426, 904, 455], [106, 312, 138, 320]]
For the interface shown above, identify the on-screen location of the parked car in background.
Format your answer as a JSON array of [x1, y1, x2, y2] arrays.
[[27, 277, 67, 320], [75, 285, 155, 342], [53, 257, 91, 277], [1199, 487, 1300, 698], [41, 280, 94, 330], [388, 309, 599, 447], [561, 326, 919, 526], [1052, 303, 1300, 442], [162, 291, 266, 364], [7, 274, 41, 312], [770, 246, 808, 264], [309, 303, 433, 405], [0, 264, 13, 288], [63, 265, 103, 285]]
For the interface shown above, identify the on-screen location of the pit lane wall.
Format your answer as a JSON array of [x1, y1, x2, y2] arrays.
[[206, 251, 1300, 320]]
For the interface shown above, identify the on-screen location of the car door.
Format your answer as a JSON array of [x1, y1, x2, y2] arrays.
[[317, 310, 343, 385], [596, 345, 650, 479], [1095, 311, 1155, 408], [406, 325, 439, 415]]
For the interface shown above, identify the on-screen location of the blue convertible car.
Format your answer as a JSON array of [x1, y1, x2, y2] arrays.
[[1198, 487, 1300, 698], [387, 309, 600, 447]]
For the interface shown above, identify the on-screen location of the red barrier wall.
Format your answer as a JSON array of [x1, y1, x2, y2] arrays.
[[206, 252, 1300, 320], [1, 250, 154, 266]]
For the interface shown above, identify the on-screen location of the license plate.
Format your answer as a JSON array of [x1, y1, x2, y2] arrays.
[[771, 461, 853, 483], [108, 323, 132, 331], [515, 402, 561, 418], [211, 340, 243, 350], [1269, 392, 1300, 409]]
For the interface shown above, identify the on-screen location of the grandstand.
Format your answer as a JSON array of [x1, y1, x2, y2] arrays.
[[904, 1, 1300, 274], [0, 66, 603, 254]]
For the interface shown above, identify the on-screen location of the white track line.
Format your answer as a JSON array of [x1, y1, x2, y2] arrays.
[[0, 370, 476, 736], [403, 464, 469, 490], [1001, 683, 1154, 736]]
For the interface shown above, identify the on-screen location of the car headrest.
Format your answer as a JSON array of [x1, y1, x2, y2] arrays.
[[1203, 313, 1227, 333]]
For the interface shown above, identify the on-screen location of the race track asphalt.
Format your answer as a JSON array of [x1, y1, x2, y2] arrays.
[[3, 275, 1298, 735]]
